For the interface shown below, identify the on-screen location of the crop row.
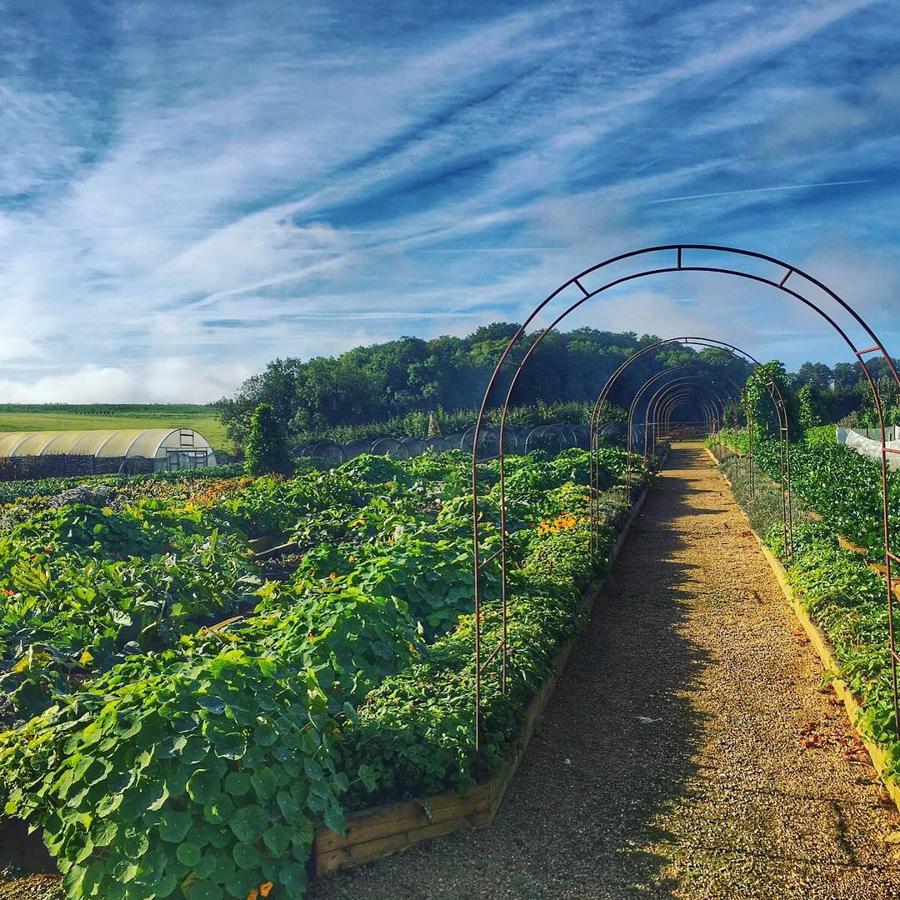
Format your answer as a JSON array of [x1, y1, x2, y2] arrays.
[[716, 424, 900, 559], [712, 432, 900, 779], [0, 446, 644, 900], [0, 463, 245, 508]]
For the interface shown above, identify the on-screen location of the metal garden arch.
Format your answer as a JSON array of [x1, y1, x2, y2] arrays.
[[470, 244, 900, 749], [588, 336, 795, 563]]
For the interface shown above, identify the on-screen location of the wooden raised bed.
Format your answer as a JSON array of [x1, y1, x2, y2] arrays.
[[313, 485, 651, 878]]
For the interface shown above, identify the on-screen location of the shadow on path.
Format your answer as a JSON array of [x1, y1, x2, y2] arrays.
[[312, 449, 712, 899]]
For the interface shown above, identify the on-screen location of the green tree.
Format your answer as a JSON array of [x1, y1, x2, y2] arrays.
[[791, 361, 832, 392], [244, 403, 292, 476]]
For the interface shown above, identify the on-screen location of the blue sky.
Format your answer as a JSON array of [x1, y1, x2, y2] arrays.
[[1, 0, 899, 402]]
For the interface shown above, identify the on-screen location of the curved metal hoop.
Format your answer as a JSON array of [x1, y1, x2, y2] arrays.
[[587, 336, 794, 563], [471, 244, 899, 750], [652, 387, 720, 448], [656, 391, 718, 442], [628, 368, 738, 456], [639, 375, 733, 454]]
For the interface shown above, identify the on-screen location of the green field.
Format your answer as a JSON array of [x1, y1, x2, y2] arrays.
[[0, 404, 230, 450]]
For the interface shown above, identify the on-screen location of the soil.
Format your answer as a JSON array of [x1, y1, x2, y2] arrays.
[[310, 445, 900, 900]]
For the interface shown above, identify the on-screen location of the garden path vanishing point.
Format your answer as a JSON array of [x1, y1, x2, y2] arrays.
[[311, 444, 900, 900]]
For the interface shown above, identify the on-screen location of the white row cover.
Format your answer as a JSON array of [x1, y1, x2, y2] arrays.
[[836, 427, 900, 472]]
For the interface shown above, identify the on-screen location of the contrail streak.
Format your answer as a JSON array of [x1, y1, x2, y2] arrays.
[[648, 179, 875, 205]]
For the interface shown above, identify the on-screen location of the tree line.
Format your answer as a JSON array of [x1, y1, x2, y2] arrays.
[[216, 324, 898, 449]]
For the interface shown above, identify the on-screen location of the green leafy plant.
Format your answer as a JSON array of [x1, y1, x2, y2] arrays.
[[244, 404, 292, 477]]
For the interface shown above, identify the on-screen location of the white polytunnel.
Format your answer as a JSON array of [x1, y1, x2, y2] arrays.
[[0, 428, 217, 472]]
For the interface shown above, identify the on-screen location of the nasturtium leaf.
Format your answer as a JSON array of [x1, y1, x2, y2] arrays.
[[145, 779, 170, 812], [229, 804, 267, 843], [309, 779, 331, 801], [91, 818, 117, 847], [176, 841, 202, 867], [232, 841, 261, 870], [73, 837, 95, 865], [250, 768, 276, 800], [198, 696, 227, 714], [158, 810, 192, 843], [224, 771, 251, 797], [302, 757, 324, 780], [187, 769, 221, 803], [212, 731, 247, 761], [174, 713, 199, 734], [271, 744, 291, 763], [207, 827, 232, 849], [323, 801, 345, 836], [154, 871, 178, 898], [193, 854, 218, 879], [262, 824, 292, 855], [122, 829, 149, 858], [113, 860, 140, 883], [275, 790, 301, 823], [71, 754, 93, 781], [291, 818, 315, 847], [333, 772, 349, 792], [279, 861, 308, 895], [52, 770, 74, 799], [182, 735, 210, 765], [253, 724, 277, 747], [186, 822, 216, 849], [96, 792, 123, 817], [116, 718, 142, 740], [357, 764, 377, 792], [226, 870, 258, 898], [186, 881, 224, 900], [202, 794, 234, 825]]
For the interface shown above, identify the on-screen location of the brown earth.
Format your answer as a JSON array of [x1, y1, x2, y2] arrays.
[[310, 444, 900, 900]]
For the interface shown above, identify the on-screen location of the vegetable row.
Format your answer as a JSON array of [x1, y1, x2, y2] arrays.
[[0, 446, 645, 900], [712, 436, 900, 784]]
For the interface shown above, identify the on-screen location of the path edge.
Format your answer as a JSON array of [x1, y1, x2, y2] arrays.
[[705, 446, 900, 815], [312, 483, 651, 879]]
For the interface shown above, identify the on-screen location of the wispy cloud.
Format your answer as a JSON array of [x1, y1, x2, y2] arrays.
[[0, 0, 898, 401], [647, 179, 876, 205]]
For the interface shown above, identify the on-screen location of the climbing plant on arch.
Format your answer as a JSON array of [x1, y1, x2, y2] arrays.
[[470, 244, 900, 749]]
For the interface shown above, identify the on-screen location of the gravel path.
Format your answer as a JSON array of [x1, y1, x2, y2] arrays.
[[311, 445, 900, 900]]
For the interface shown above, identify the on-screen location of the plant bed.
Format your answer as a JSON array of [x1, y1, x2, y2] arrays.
[[312, 485, 649, 878], [0, 447, 648, 900], [708, 447, 900, 812]]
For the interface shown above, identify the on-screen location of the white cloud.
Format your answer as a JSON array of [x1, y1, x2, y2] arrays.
[[0, 0, 897, 401], [0, 358, 253, 404]]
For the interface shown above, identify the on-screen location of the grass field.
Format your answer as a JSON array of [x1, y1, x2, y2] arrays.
[[0, 405, 230, 450]]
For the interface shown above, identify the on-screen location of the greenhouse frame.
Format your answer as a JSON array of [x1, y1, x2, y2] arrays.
[[0, 428, 217, 479]]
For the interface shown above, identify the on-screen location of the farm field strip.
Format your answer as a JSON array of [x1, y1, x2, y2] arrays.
[[310, 446, 900, 900], [0, 408, 229, 452]]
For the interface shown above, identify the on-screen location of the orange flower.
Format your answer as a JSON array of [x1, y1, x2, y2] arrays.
[[260, 883, 274, 897], [247, 891, 258, 900]]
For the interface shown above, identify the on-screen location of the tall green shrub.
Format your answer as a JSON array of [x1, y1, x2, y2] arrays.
[[245, 404, 292, 476], [797, 383, 823, 431]]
